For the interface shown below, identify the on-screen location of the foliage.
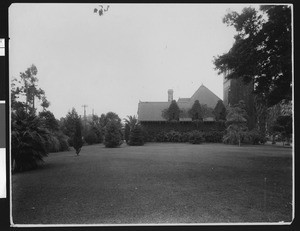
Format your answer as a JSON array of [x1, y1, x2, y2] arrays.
[[54, 131, 70, 151], [273, 115, 292, 145], [124, 123, 130, 143], [45, 135, 60, 153], [213, 100, 226, 121], [11, 64, 49, 114], [242, 129, 267, 145], [104, 120, 122, 148], [204, 131, 225, 143], [128, 125, 145, 146], [189, 131, 205, 144], [214, 5, 292, 107], [84, 130, 99, 145], [73, 117, 83, 155], [162, 100, 181, 121], [188, 100, 203, 121], [124, 115, 139, 144], [60, 108, 80, 139], [224, 101, 248, 146], [39, 110, 59, 132], [201, 104, 215, 119], [11, 109, 50, 172], [141, 121, 226, 142]]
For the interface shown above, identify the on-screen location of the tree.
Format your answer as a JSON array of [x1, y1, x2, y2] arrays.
[[124, 123, 130, 144], [104, 120, 122, 148], [128, 125, 144, 146], [188, 100, 203, 121], [214, 5, 292, 107], [61, 108, 80, 138], [11, 64, 49, 114], [100, 112, 123, 140], [273, 115, 292, 146], [39, 110, 59, 132], [11, 108, 50, 172], [124, 115, 138, 144], [162, 100, 180, 121], [223, 100, 248, 146], [73, 117, 83, 155], [213, 100, 226, 121]]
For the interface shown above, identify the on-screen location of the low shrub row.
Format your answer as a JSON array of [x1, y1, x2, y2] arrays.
[[45, 131, 70, 153], [222, 129, 267, 145], [145, 130, 224, 144]]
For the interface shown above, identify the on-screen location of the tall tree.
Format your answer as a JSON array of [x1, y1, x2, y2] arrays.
[[224, 100, 248, 146], [188, 100, 203, 121], [73, 117, 83, 155], [61, 108, 80, 138], [214, 5, 292, 107], [11, 64, 49, 114], [162, 100, 180, 121], [213, 100, 226, 121], [11, 108, 50, 172]]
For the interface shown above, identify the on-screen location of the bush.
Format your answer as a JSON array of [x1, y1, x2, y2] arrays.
[[11, 110, 49, 172], [55, 132, 70, 151], [45, 135, 60, 153], [84, 130, 98, 145], [104, 120, 122, 148], [128, 125, 144, 146], [189, 131, 205, 144], [243, 129, 267, 145], [204, 131, 224, 143], [222, 131, 239, 145]]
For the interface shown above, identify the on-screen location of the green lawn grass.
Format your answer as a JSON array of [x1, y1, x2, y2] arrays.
[[12, 143, 293, 224]]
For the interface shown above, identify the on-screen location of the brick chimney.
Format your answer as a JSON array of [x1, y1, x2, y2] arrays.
[[168, 89, 173, 102]]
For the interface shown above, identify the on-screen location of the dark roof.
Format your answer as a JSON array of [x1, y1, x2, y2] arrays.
[[138, 84, 221, 121]]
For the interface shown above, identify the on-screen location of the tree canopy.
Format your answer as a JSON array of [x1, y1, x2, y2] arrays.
[[188, 100, 203, 121], [162, 100, 180, 121], [213, 100, 226, 121], [214, 5, 292, 107], [11, 64, 48, 114]]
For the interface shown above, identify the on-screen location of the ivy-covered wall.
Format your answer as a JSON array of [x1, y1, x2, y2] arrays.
[[141, 121, 226, 142]]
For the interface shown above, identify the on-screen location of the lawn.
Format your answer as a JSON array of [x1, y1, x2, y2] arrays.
[[12, 143, 293, 225]]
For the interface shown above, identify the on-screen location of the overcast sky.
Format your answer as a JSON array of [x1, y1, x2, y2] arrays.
[[9, 3, 256, 120]]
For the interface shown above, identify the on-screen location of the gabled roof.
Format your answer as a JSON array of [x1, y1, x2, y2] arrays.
[[190, 84, 221, 108], [137, 84, 221, 121], [138, 102, 170, 121]]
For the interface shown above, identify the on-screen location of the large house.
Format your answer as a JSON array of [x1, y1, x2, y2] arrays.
[[137, 84, 221, 122]]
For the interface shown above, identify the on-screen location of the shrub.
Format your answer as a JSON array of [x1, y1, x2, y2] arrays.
[[104, 120, 122, 148], [204, 131, 224, 143], [11, 110, 49, 172], [55, 132, 70, 151], [128, 125, 144, 146], [84, 130, 98, 145], [124, 123, 130, 143], [222, 130, 239, 145], [189, 131, 205, 144], [243, 129, 267, 145], [180, 132, 190, 142], [45, 135, 60, 153]]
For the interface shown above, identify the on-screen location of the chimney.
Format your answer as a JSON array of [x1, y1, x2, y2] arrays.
[[168, 89, 173, 102]]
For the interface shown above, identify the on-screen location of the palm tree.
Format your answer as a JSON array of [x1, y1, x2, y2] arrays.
[[124, 115, 138, 131], [11, 109, 50, 172], [124, 115, 139, 143]]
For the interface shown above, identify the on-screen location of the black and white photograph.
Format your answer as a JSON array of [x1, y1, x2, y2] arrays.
[[8, 2, 293, 226]]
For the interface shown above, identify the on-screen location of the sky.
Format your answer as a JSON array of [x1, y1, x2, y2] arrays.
[[9, 3, 257, 120]]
